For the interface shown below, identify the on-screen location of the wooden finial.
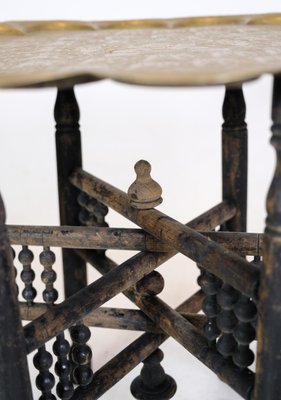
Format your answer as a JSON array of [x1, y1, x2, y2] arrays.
[[128, 160, 162, 209]]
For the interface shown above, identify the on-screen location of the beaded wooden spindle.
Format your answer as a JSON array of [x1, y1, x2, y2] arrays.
[[33, 247, 57, 400], [197, 268, 222, 348], [34, 347, 56, 400], [216, 284, 239, 359], [68, 190, 108, 387], [40, 247, 58, 306], [232, 294, 257, 369], [18, 245, 37, 306], [70, 324, 93, 388], [53, 334, 74, 400], [231, 256, 258, 369], [131, 272, 177, 400], [41, 247, 74, 399]]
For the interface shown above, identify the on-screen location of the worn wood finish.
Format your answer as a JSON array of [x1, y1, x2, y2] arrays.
[[131, 271, 177, 399], [127, 289, 254, 399], [24, 251, 162, 353], [74, 200, 233, 328], [203, 231, 262, 256], [176, 289, 205, 313], [222, 85, 247, 232], [34, 247, 57, 399], [220, 85, 254, 373], [74, 200, 232, 334], [130, 159, 176, 398], [77, 218, 253, 398], [18, 245, 37, 305], [70, 169, 259, 298], [55, 87, 87, 298], [7, 226, 264, 255], [198, 268, 222, 348], [75, 200, 231, 319], [254, 75, 281, 400], [128, 160, 163, 209], [131, 349, 177, 400], [74, 333, 168, 400], [72, 291, 204, 400], [0, 195, 33, 400], [19, 302, 205, 333], [7, 225, 171, 251]]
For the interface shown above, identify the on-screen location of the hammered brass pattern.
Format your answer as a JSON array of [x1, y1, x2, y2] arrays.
[[0, 14, 281, 88]]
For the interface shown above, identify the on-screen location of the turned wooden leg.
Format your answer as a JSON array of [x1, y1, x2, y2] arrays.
[[220, 85, 256, 372], [0, 194, 33, 400], [254, 75, 281, 399], [55, 87, 87, 299], [55, 88, 94, 388], [222, 84, 247, 232]]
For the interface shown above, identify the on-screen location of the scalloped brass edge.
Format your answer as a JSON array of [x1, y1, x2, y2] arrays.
[[1, 13, 281, 36], [0, 22, 25, 35]]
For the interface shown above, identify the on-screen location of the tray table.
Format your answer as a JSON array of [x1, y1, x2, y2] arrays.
[[0, 13, 281, 400]]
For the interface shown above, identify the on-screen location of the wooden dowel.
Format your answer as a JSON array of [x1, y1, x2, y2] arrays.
[[185, 200, 236, 230], [7, 225, 171, 252], [176, 289, 205, 313], [19, 302, 205, 333], [73, 291, 204, 400], [7, 225, 263, 255], [70, 169, 260, 299], [203, 231, 263, 256], [20, 303, 158, 332]]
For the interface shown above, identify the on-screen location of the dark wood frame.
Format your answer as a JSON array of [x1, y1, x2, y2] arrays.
[[0, 76, 280, 399]]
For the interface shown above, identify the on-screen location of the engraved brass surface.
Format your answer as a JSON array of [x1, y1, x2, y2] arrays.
[[1, 14, 281, 88]]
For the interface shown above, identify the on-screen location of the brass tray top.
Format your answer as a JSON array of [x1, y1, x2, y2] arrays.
[[1, 13, 281, 88]]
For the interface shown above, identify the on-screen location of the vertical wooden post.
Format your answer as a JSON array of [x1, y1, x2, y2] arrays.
[[0, 194, 33, 400], [55, 87, 87, 298], [254, 75, 281, 399], [220, 86, 252, 371], [222, 84, 247, 232]]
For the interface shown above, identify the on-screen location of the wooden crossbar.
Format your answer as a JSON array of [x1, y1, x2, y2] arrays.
[[19, 302, 205, 333], [8, 224, 263, 255], [70, 169, 260, 299]]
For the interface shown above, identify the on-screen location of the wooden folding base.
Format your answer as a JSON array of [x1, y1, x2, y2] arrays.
[[2, 77, 281, 400]]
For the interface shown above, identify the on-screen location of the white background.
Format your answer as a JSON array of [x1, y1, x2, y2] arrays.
[[1, 2, 280, 399]]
